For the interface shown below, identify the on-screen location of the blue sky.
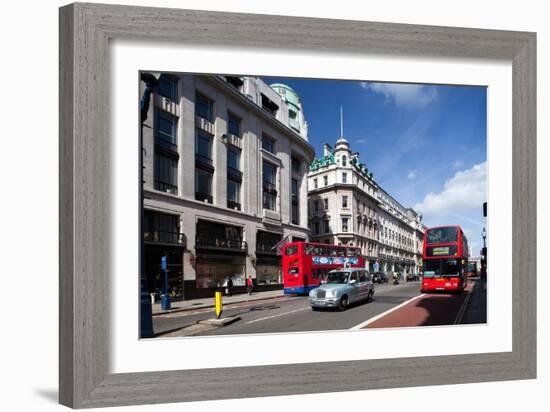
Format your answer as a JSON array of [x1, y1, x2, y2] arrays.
[[263, 76, 487, 255]]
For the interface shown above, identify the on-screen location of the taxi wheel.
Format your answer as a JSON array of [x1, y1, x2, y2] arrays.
[[339, 295, 349, 311], [311, 306, 319, 311]]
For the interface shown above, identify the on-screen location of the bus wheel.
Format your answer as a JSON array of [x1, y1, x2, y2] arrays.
[[339, 296, 349, 311]]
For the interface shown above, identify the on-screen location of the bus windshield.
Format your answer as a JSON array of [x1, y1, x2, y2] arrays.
[[325, 272, 349, 284], [285, 245, 298, 256], [426, 227, 458, 244], [423, 259, 460, 278]]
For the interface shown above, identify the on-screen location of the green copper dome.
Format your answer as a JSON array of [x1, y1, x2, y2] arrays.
[[270, 83, 302, 110]]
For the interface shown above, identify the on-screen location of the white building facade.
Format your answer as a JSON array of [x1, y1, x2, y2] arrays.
[[141, 73, 314, 299], [307, 136, 425, 275]]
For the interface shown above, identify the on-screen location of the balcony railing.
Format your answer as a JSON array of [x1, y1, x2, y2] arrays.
[[144, 230, 184, 245], [155, 181, 178, 194], [195, 191, 213, 203], [227, 200, 241, 210], [256, 243, 278, 254], [196, 236, 248, 252]]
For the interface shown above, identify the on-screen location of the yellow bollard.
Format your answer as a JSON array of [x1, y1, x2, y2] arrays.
[[215, 291, 223, 319]]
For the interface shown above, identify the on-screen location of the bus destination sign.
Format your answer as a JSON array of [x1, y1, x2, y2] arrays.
[[426, 245, 457, 257]]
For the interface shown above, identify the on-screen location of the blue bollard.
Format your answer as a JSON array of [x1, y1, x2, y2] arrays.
[[161, 293, 171, 311]]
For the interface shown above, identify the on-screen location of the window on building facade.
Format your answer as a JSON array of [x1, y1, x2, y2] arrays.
[[314, 221, 320, 235], [342, 172, 347, 183], [196, 129, 213, 164], [158, 75, 178, 101], [342, 218, 349, 232], [195, 168, 213, 203], [225, 76, 244, 90], [323, 175, 328, 186], [262, 134, 275, 153], [195, 129, 214, 203], [154, 152, 178, 194], [323, 218, 330, 233], [291, 156, 301, 173], [323, 198, 328, 210], [342, 195, 348, 208], [262, 161, 277, 211], [195, 92, 213, 122], [143, 210, 181, 244], [314, 200, 319, 213], [342, 155, 347, 166], [227, 180, 240, 209], [227, 112, 241, 137], [227, 147, 242, 210], [313, 178, 318, 189], [261, 94, 279, 116], [155, 109, 177, 150], [227, 147, 240, 171], [288, 109, 299, 132], [291, 178, 299, 224]]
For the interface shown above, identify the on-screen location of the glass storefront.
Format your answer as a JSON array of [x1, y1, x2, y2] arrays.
[[144, 245, 184, 300], [255, 230, 283, 285], [195, 253, 246, 288], [256, 256, 282, 285]]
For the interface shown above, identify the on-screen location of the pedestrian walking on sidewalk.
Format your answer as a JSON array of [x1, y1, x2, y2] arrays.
[[226, 276, 233, 297], [246, 276, 254, 295]]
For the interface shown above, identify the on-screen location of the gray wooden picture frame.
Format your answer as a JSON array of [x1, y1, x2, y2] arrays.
[[59, 2, 536, 409]]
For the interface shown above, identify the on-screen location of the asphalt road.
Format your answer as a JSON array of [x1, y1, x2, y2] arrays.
[[153, 281, 423, 337]]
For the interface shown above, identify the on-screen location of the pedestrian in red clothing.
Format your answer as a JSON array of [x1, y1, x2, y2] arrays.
[[246, 276, 254, 295]]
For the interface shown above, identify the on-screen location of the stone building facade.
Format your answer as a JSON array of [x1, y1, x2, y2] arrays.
[[307, 136, 425, 275], [140, 73, 314, 299]]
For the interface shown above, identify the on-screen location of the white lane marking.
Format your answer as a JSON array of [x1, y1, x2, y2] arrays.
[[245, 307, 309, 324], [349, 294, 426, 330], [454, 286, 473, 325]]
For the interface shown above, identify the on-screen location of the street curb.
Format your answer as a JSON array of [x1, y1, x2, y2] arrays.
[[152, 294, 289, 316], [198, 316, 241, 327]]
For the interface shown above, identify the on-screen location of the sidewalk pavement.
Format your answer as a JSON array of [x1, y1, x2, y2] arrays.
[[459, 277, 487, 324], [152, 289, 286, 315]]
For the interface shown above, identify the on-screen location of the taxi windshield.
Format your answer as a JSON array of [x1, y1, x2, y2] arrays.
[[325, 272, 349, 284]]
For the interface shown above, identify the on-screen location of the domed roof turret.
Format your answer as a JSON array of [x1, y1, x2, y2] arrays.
[[270, 83, 302, 110]]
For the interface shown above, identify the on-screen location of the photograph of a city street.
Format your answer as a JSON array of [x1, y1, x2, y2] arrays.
[[139, 72, 488, 339]]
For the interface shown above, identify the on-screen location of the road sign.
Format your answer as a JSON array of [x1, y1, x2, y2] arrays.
[[161, 255, 167, 271]]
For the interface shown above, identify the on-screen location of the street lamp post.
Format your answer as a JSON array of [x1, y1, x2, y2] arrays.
[[481, 227, 487, 278]]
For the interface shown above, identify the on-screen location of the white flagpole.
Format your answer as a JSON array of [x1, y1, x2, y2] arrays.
[[340, 105, 344, 137]]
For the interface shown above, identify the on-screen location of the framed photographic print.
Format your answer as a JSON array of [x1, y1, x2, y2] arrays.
[[59, 2, 536, 408]]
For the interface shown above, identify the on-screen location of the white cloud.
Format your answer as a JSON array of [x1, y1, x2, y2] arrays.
[[407, 170, 417, 180], [361, 82, 438, 108], [414, 162, 486, 216]]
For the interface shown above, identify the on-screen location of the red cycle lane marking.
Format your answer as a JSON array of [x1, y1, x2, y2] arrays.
[[364, 281, 473, 329]]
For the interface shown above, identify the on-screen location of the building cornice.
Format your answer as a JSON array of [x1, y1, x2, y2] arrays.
[[308, 183, 380, 204], [204, 75, 315, 159]]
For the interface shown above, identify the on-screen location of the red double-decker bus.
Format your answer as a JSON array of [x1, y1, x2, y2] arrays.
[[421, 225, 469, 293], [282, 242, 364, 294]]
